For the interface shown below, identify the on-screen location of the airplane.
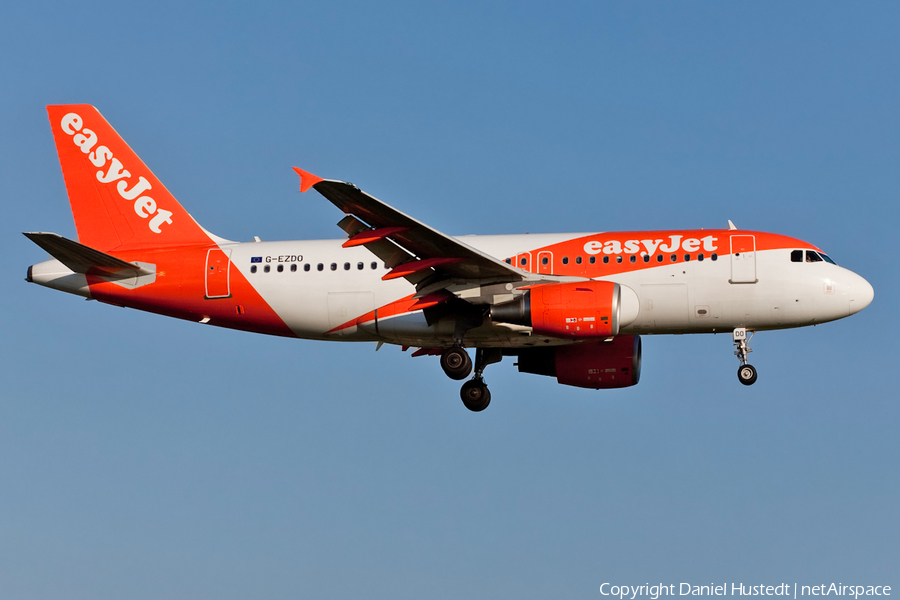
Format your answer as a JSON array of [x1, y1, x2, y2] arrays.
[[26, 105, 875, 411]]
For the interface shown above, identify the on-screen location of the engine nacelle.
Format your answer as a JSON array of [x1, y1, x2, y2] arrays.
[[516, 335, 642, 389], [492, 280, 621, 339]]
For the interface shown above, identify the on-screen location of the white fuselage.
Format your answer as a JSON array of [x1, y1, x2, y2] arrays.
[[216, 232, 872, 347]]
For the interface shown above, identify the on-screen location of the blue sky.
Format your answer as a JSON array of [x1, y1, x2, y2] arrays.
[[1, 2, 897, 598]]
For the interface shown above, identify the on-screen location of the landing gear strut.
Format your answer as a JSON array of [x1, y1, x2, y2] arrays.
[[460, 348, 502, 412], [733, 328, 758, 386], [440, 344, 472, 380]]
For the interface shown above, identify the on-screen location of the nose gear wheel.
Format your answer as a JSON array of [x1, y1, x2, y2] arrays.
[[737, 364, 758, 386]]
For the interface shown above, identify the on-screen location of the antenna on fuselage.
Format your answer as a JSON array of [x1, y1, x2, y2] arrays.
[[727, 220, 738, 230]]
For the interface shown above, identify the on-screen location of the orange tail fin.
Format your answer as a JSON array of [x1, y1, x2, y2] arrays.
[[47, 104, 215, 251]]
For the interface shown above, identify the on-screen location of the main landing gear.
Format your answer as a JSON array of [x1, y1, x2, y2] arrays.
[[733, 328, 758, 386], [440, 345, 472, 380], [461, 379, 490, 412], [440, 345, 501, 411]]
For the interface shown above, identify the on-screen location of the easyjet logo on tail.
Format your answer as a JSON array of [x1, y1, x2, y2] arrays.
[[59, 112, 173, 234]]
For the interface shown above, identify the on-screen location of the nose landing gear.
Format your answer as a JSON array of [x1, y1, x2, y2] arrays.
[[733, 328, 758, 386]]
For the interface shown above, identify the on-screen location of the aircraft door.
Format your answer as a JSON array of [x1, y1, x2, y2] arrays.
[[537, 251, 553, 274], [729, 235, 757, 284], [205, 248, 232, 298]]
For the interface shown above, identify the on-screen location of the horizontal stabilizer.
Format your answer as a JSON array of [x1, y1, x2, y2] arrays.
[[23, 232, 148, 277]]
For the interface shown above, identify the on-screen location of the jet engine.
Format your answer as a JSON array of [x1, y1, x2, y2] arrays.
[[492, 281, 632, 338], [515, 335, 642, 389]]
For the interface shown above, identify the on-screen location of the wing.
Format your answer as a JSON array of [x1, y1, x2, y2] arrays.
[[293, 168, 526, 288]]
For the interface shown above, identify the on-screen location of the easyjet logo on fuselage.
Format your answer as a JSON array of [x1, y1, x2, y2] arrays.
[[582, 234, 718, 257], [60, 112, 173, 234]]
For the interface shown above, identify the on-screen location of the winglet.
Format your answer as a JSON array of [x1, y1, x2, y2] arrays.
[[728, 219, 738, 230], [292, 167, 324, 193]]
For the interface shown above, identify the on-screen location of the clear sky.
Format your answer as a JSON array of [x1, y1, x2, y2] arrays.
[[1, 2, 897, 598]]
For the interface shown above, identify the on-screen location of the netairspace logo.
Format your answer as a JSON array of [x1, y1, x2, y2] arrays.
[[600, 584, 892, 600]]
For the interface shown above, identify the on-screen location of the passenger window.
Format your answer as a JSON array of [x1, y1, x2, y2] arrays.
[[656, 255, 663, 263], [616, 256, 623, 263], [806, 251, 823, 263], [264, 265, 271, 273], [317, 263, 324, 271], [505, 258, 511, 264], [291, 264, 297, 272], [344, 262, 350, 270], [331, 263, 337, 270], [698, 254, 704, 261], [684, 254, 691, 262], [357, 262, 364, 270], [250, 265, 257, 273], [304, 263, 311, 272], [371, 262, 377, 269], [603, 256, 609, 264], [589, 256, 596, 264], [791, 250, 803, 262], [520, 257, 527, 266], [629, 255, 636, 263], [562, 257, 569, 265], [711, 253, 718, 261], [541, 257, 549, 265], [576, 256, 582, 264], [277, 264, 284, 272], [670, 254, 677, 262], [642, 255, 649, 263]]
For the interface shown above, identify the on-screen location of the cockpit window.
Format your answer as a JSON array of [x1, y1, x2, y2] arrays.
[[794, 249, 836, 264]]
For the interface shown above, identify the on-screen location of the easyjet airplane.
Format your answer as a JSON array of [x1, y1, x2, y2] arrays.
[[26, 105, 874, 411]]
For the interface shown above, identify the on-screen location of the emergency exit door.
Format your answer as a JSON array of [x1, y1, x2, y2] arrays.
[[205, 248, 232, 298]]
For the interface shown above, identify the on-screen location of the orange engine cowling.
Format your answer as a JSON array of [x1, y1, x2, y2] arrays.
[[515, 335, 641, 389], [491, 280, 621, 339]]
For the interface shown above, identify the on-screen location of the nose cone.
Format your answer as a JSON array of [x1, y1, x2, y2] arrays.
[[848, 273, 874, 315]]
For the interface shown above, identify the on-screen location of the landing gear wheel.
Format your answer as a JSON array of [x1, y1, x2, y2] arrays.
[[737, 364, 758, 386], [440, 346, 472, 380], [460, 379, 491, 412]]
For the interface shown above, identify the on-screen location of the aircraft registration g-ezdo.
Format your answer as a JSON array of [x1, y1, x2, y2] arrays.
[[27, 105, 874, 411]]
